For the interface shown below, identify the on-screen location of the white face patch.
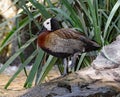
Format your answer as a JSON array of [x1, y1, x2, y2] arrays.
[[43, 18, 52, 31]]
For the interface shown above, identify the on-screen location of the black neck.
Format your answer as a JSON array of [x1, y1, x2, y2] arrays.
[[51, 18, 61, 31]]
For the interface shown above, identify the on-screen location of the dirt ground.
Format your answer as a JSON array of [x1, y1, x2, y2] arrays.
[[0, 66, 60, 97]]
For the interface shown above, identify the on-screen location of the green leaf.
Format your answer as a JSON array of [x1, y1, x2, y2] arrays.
[[86, 0, 101, 44], [29, 0, 51, 18], [49, 8, 72, 22], [4, 49, 38, 89], [103, 0, 120, 40], [61, 0, 82, 28], [0, 17, 29, 51], [36, 55, 57, 84], [0, 37, 36, 74], [76, 53, 86, 71], [24, 49, 44, 88]]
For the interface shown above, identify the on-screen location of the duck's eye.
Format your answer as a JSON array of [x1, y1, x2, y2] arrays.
[[47, 22, 49, 24]]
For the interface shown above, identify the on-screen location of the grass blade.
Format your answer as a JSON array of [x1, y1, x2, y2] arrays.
[[37, 55, 57, 84], [61, 0, 82, 28], [76, 53, 86, 71], [4, 49, 38, 89], [103, 0, 120, 40], [24, 49, 44, 88], [0, 37, 36, 73], [0, 17, 29, 52], [29, 0, 51, 18], [86, 0, 101, 44]]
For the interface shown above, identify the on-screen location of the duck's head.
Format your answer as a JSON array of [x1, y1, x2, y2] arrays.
[[39, 18, 60, 34]]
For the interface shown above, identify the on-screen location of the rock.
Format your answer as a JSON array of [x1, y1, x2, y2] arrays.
[[93, 35, 120, 70]]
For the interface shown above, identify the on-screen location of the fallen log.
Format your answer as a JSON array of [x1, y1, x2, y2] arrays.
[[19, 35, 120, 97]]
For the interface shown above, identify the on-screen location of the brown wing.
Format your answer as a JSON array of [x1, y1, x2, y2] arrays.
[[54, 28, 85, 40], [53, 28, 100, 52]]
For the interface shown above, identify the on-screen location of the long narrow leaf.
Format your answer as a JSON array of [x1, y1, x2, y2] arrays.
[[0, 17, 29, 51], [24, 49, 44, 88], [29, 0, 51, 18], [37, 55, 57, 84], [49, 8, 72, 23], [0, 37, 36, 73], [4, 49, 38, 89], [76, 53, 86, 71], [103, 0, 120, 39], [86, 0, 101, 44], [61, 0, 82, 28]]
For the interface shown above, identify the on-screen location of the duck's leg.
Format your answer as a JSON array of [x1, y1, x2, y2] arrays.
[[70, 53, 79, 69], [63, 58, 68, 76]]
